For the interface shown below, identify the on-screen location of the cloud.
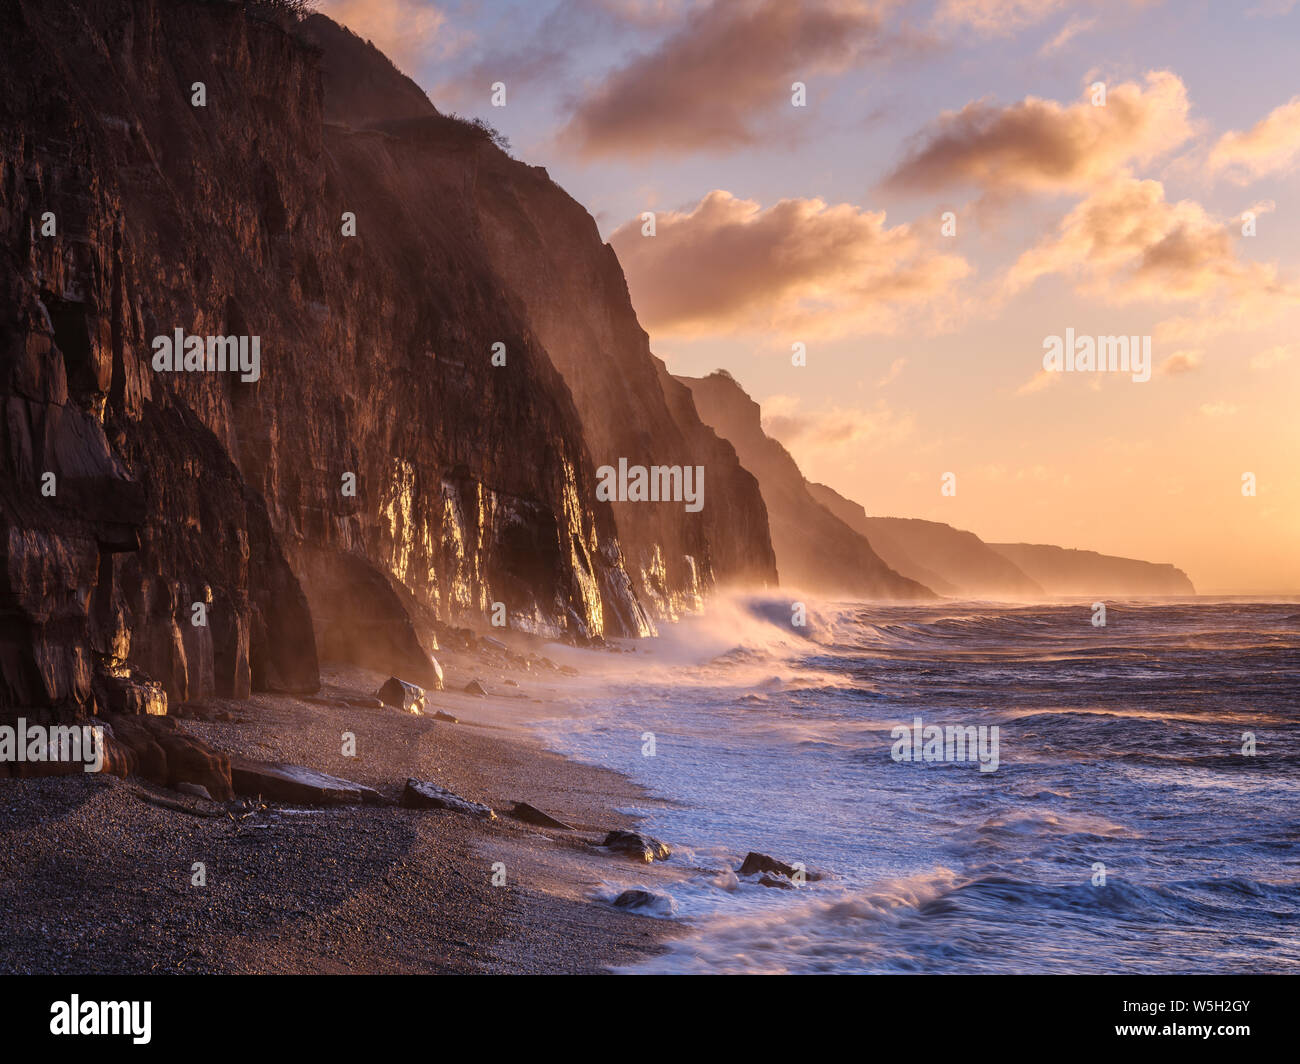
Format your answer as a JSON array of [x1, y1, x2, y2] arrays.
[[877, 357, 906, 386], [1038, 14, 1097, 54], [1015, 368, 1057, 395], [317, 0, 464, 71], [933, 0, 1067, 34], [761, 395, 914, 451], [558, 0, 893, 158], [1159, 349, 1202, 374], [1209, 97, 1300, 183], [1247, 0, 1298, 15], [609, 189, 971, 336], [1250, 344, 1295, 370], [1199, 401, 1238, 418], [592, 0, 704, 27], [882, 72, 1192, 196], [1005, 175, 1292, 304]]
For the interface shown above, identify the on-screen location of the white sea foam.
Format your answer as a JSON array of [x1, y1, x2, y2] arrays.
[[534, 596, 1300, 973]]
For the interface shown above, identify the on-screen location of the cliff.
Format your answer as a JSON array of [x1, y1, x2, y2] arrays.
[[987, 543, 1197, 597], [807, 483, 1044, 599], [453, 99, 779, 621], [0, 0, 665, 713], [679, 372, 930, 600]]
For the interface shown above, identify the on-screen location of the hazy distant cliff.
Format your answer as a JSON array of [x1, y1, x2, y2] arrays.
[[680, 372, 930, 599], [807, 484, 1044, 599], [988, 543, 1196, 597]]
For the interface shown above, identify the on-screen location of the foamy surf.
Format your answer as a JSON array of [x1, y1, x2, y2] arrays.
[[534, 594, 1300, 974]]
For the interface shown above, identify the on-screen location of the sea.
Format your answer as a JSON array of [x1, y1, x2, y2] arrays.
[[534, 595, 1300, 974]]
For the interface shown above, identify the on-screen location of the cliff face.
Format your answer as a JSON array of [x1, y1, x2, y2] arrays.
[[464, 116, 778, 622], [679, 372, 931, 600], [304, 13, 777, 623], [988, 543, 1196, 597], [807, 484, 1044, 599], [0, 0, 657, 713]]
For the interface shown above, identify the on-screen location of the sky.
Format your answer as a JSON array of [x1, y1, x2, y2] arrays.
[[318, 0, 1300, 593]]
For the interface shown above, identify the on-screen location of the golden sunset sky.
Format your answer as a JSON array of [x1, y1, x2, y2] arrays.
[[322, 0, 1300, 593]]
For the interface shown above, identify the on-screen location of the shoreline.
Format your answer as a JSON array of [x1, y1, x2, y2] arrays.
[[0, 642, 691, 975]]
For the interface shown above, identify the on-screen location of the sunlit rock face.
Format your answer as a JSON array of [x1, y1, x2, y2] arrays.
[[0, 0, 661, 713]]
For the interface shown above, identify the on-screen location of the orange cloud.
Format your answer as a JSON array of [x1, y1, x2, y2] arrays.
[[883, 72, 1191, 195], [559, 0, 892, 158], [609, 190, 970, 336], [1005, 175, 1289, 304], [1209, 97, 1300, 183], [1159, 349, 1202, 374]]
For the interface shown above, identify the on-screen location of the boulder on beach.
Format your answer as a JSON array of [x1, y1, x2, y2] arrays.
[[464, 679, 487, 696], [737, 852, 821, 882], [600, 830, 671, 863], [429, 709, 459, 723], [229, 756, 387, 806], [401, 778, 496, 819], [481, 636, 508, 654], [508, 801, 574, 830], [612, 888, 677, 916], [376, 677, 426, 713]]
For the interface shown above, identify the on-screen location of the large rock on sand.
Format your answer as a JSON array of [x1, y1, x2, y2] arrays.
[[401, 778, 495, 819], [377, 677, 426, 713], [229, 756, 386, 806]]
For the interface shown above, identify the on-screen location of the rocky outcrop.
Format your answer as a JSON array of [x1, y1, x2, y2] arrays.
[[987, 543, 1196, 597], [0, 0, 670, 716], [680, 372, 931, 600], [807, 483, 1044, 599]]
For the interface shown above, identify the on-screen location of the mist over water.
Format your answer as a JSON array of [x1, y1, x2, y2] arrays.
[[535, 595, 1300, 974]]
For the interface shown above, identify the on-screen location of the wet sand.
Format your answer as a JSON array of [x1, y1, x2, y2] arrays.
[[0, 646, 689, 974]]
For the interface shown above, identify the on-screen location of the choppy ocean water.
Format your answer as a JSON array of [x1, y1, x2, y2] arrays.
[[535, 596, 1300, 974]]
